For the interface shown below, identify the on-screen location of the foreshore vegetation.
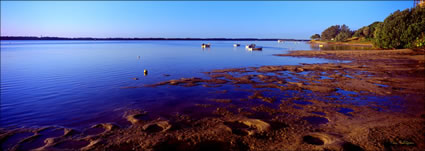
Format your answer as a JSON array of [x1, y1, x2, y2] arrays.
[[311, 6, 425, 49]]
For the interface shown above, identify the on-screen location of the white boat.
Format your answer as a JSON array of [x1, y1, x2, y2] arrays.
[[278, 40, 284, 43], [245, 44, 256, 48], [248, 47, 263, 51], [233, 44, 240, 47], [201, 43, 211, 48]]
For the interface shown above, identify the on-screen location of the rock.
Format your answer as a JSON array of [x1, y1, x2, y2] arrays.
[[302, 133, 342, 146], [239, 118, 270, 133], [288, 82, 303, 87], [303, 85, 336, 93], [212, 99, 232, 103], [63, 129, 80, 137], [225, 118, 271, 136], [126, 112, 147, 125], [92, 123, 118, 131], [169, 80, 179, 85], [295, 68, 304, 72], [143, 121, 172, 133]]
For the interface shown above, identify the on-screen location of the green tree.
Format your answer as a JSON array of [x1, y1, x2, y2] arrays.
[[353, 27, 365, 38], [335, 32, 352, 42], [321, 25, 340, 41], [413, 33, 425, 48], [367, 21, 381, 39], [373, 7, 425, 48], [353, 22, 381, 39], [362, 26, 370, 37], [310, 34, 320, 40], [335, 24, 352, 42]]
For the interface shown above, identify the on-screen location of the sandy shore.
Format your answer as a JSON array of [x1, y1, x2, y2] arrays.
[[1, 49, 424, 151]]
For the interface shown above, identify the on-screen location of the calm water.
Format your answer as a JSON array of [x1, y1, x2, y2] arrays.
[[1, 40, 343, 129]]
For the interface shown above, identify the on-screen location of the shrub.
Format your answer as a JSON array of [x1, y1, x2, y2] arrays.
[[413, 33, 425, 48], [335, 25, 352, 42], [353, 22, 381, 40], [310, 34, 321, 40], [321, 25, 341, 41], [373, 7, 425, 49]]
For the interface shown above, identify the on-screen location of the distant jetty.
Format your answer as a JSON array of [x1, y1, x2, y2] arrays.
[[0, 36, 309, 41]]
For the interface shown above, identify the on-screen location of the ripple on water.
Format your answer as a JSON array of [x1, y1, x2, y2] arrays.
[[0, 41, 347, 128]]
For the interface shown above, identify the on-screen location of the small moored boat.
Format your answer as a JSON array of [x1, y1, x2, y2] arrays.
[[201, 43, 211, 48], [245, 44, 256, 49], [233, 44, 240, 47], [248, 47, 263, 51]]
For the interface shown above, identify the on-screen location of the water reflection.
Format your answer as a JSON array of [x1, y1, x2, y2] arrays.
[[0, 40, 340, 128]]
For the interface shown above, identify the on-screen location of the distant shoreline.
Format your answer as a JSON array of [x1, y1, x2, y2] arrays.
[[0, 36, 308, 41]]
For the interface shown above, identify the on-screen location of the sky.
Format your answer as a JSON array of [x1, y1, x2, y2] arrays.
[[0, 1, 414, 39]]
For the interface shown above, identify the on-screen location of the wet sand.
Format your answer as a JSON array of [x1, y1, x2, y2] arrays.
[[1, 49, 424, 151]]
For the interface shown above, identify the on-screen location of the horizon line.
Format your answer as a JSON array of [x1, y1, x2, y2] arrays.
[[0, 36, 310, 41]]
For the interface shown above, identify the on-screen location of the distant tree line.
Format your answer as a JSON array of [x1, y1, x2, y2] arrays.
[[311, 6, 425, 49], [0, 36, 309, 41]]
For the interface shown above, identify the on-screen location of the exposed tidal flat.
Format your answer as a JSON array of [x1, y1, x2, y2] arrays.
[[1, 41, 424, 150]]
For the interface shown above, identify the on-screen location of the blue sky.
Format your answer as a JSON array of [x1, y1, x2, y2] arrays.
[[0, 1, 414, 39]]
